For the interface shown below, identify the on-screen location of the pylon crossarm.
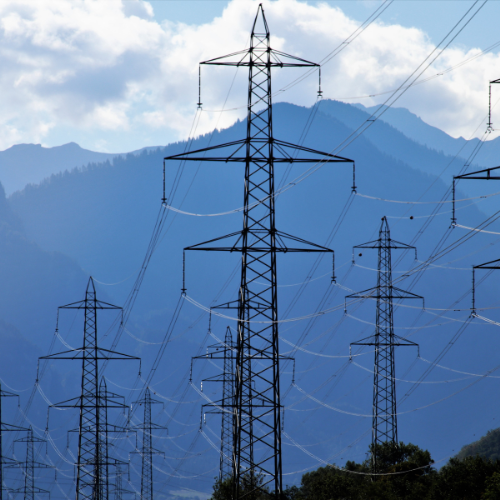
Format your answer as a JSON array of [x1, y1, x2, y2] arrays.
[[1, 423, 29, 432], [201, 48, 319, 68], [353, 240, 381, 250], [164, 137, 352, 163], [391, 334, 419, 349], [345, 286, 379, 301], [41, 347, 140, 361], [185, 229, 334, 253], [455, 164, 500, 180], [211, 299, 266, 310], [2, 457, 21, 467], [201, 48, 251, 65], [474, 257, 500, 269], [472, 259, 500, 313], [48, 396, 82, 408], [271, 139, 352, 163], [104, 424, 133, 432], [30, 462, 53, 469], [351, 337, 418, 348], [11, 487, 50, 495], [185, 231, 243, 252], [14, 435, 46, 445], [164, 139, 247, 162], [100, 389, 126, 402], [274, 230, 334, 252], [391, 286, 424, 304], [0, 389, 18, 399], [354, 240, 416, 252], [59, 299, 121, 310], [388, 239, 418, 253], [193, 353, 232, 362], [201, 374, 235, 384]]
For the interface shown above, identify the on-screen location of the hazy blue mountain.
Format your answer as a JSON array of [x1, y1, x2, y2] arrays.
[[356, 102, 500, 168], [6, 100, 500, 499], [0, 142, 163, 195], [0, 181, 89, 465]]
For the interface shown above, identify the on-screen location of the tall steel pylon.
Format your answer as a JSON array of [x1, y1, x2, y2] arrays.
[[0, 384, 28, 500], [164, 4, 354, 497], [131, 388, 166, 500], [112, 463, 134, 500], [345, 217, 423, 470], [11, 426, 52, 500], [192, 325, 235, 481], [451, 133, 500, 313], [40, 277, 140, 500]]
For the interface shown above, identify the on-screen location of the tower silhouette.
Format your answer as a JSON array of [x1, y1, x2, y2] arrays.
[[40, 277, 140, 500], [346, 217, 423, 470], [164, 5, 354, 497], [192, 326, 235, 481], [11, 427, 53, 500], [0, 384, 28, 500], [131, 388, 167, 500]]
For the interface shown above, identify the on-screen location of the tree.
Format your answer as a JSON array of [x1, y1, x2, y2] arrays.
[[210, 471, 270, 500], [429, 456, 500, 500], [285, 442, 434, 500]]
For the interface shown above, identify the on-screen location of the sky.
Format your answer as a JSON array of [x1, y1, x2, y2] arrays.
[[3, 0, 500, 153]]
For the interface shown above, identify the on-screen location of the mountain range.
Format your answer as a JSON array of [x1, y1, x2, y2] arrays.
[[2, 100, 500, 499]]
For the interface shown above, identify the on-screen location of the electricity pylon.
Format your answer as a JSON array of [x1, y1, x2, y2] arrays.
[[11, 426, 53, 500], [98, 377, 130, 500], [164, 5, 354, 497], [451, 151, 500, 313], [113, 463, 135, 500], [40, 277, 140, 500], [130, 388, 166, 500], [0, 384, 28, 500], [345, 217, 423, 471], [192, 326, 235, 480]]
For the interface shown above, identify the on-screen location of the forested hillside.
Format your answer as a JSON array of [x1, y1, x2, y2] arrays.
[[3, 100, 500, 498]]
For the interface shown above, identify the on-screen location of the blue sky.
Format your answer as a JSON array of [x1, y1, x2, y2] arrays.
[[2, 0, 500, 153]]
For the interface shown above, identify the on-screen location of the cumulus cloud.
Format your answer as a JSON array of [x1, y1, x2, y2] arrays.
[[0, 0, 497, 152]]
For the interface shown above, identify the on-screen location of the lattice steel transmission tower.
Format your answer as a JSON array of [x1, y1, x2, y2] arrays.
[[113, 463, 135, 500], [131, 388, 166, 500], [0, 384, 28, 500], [164, 4, 354, 497], [11, 426, 53, 500], [345, 217, 423, 470], [451, 152, 500, 313], [192, 326, 235, 481], [40, 277, 140, 500]]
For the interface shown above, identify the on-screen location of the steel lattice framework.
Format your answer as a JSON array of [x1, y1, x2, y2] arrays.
[[40, 277, 139, 500], [192, 326, 235, 480], [131, 388, 166, 500], [164, 4, 354, 497], [98, 378, 109, 500], [219, 327, 234, 481], [11, 426, 52, 500], [112, 463, 134, 500], [346, 217, 423, 470], [451, 163, 500, 313], [0, 384, 27, 500]]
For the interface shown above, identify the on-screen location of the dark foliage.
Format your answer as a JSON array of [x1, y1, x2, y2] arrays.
[[456, 428, 500, 461], [211, 442, 500, 500]]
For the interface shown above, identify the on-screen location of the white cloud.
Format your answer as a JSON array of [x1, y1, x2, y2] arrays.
[[0, 0, 497, 152]]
